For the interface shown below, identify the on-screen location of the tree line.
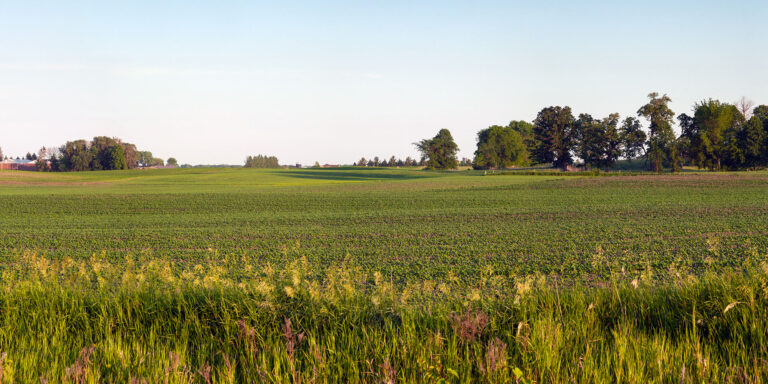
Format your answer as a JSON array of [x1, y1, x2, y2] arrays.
[[0, 152, 39, 161], [354, 156, 422, 167], [415, 93, 768, 171], [244, 155, 280, 168], [29, 137, 171, 172]]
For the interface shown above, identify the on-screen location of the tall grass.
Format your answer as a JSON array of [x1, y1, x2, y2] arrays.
[[0, 251, 766, 382]]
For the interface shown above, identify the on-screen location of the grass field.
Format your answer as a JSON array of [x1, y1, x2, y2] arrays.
[[1, 168, 767, 382]]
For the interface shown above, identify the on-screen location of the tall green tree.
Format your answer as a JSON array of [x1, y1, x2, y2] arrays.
[[574, 113, 621, 170], [90, 136, 112, 170], [757, 105, 768, 164], [637, 93, 677, 172], [600, 114, 622, 170], [123, 143, 139, 169], [105, 144, 127, 170], [690, 99, 742, 170], [473, 125, 527, 169], [508, 120, 536, 162], [574, 114, 599, 168], [415, 129, 459, 170], [739, 116, 766, 169], [618, 117, 646, 160], [754, 105, 768, 121], [167, 157, 178, 167], [137, 151, 154, 167], [59, 140, 93, 171], [677, 113, 698, 166], [532, 106, 575, 168]]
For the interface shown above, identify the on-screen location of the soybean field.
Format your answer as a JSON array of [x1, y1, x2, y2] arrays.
[[1, 168, 767, 282]]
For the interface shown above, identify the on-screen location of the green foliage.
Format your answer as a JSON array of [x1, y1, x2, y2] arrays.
[[637, 93, 678, 172], [0, 251, 766, 382], [618, 117, 646, 160], [53, 137, 142, 172], [474, 125, 527, 169], [739, 117, 766, 168], [574, 113, 622, 170], [689, 99, 742, 170], [509, 120, 536, 161], [91, 136, 120, 170], [166, 157, 178, 167], [105, 144, 127, 170], [415, 129, 459, 169], [137, 151, 154, 167], [753, 105, 768, 121], [59, 140, 93, 171], [532, 106, 575, 168], [122, 143, 138, 169], [244, 154, 280, 168], [34, 147, 49, 172]]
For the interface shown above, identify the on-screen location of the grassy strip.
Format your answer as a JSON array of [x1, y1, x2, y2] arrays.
[[0, 253, 766, 382], [492, 170, 679, 177]]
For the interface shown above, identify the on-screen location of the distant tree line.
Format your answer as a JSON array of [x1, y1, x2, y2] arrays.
[[354, 156, 423, 167], [0, 148, 40, 162], [415, 93, 768, 171], [244, 155, 280, 168], [30, 137, 170, 172]]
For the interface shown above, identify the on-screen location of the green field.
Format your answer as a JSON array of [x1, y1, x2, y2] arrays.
[[2, 167, 767, 281], [1, 168, 767, 382]]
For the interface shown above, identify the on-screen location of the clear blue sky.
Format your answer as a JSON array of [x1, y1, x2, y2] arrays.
[[1, 1, 766, 165]]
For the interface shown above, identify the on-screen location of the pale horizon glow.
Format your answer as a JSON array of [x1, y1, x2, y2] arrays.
[[1, 1, 767, 165]]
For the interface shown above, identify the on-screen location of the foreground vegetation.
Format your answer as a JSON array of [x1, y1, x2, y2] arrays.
[[1, 251, 767, 382], [1, 168, 767, 382]]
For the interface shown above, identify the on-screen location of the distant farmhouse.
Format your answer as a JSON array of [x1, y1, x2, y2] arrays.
[[0, 159, 37, 171]]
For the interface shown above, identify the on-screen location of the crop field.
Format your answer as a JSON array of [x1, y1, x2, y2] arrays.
[[1, 168, 767, 382], [2, 168, 768, 281]]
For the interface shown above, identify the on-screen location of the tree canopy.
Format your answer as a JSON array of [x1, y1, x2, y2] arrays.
[[415, 129, 459, 170], [245, 155, 280, 168], [473, 125, 527, 169], [688, 99, 743, 170], [637, 93, 677, 172], [37, 137, 152, 172], [532, 106, 575, 168], [618, 117, 647, 160], [574, 113, 621, 170]]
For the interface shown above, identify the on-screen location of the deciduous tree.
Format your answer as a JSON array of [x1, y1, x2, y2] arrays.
[[473, 125, 527, 169], [59, 140, 93, 172], [105, 144, 127, 170], [415, 129, 459, 170], [739, 116, 765, 169], [532, 106, 575, 168], [690, 99, 743, 170], [637, 93, 677, 172], [618, 117, 646, 160]]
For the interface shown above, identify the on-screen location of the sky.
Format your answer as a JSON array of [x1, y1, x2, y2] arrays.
[[1, 1, 767, 165]]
